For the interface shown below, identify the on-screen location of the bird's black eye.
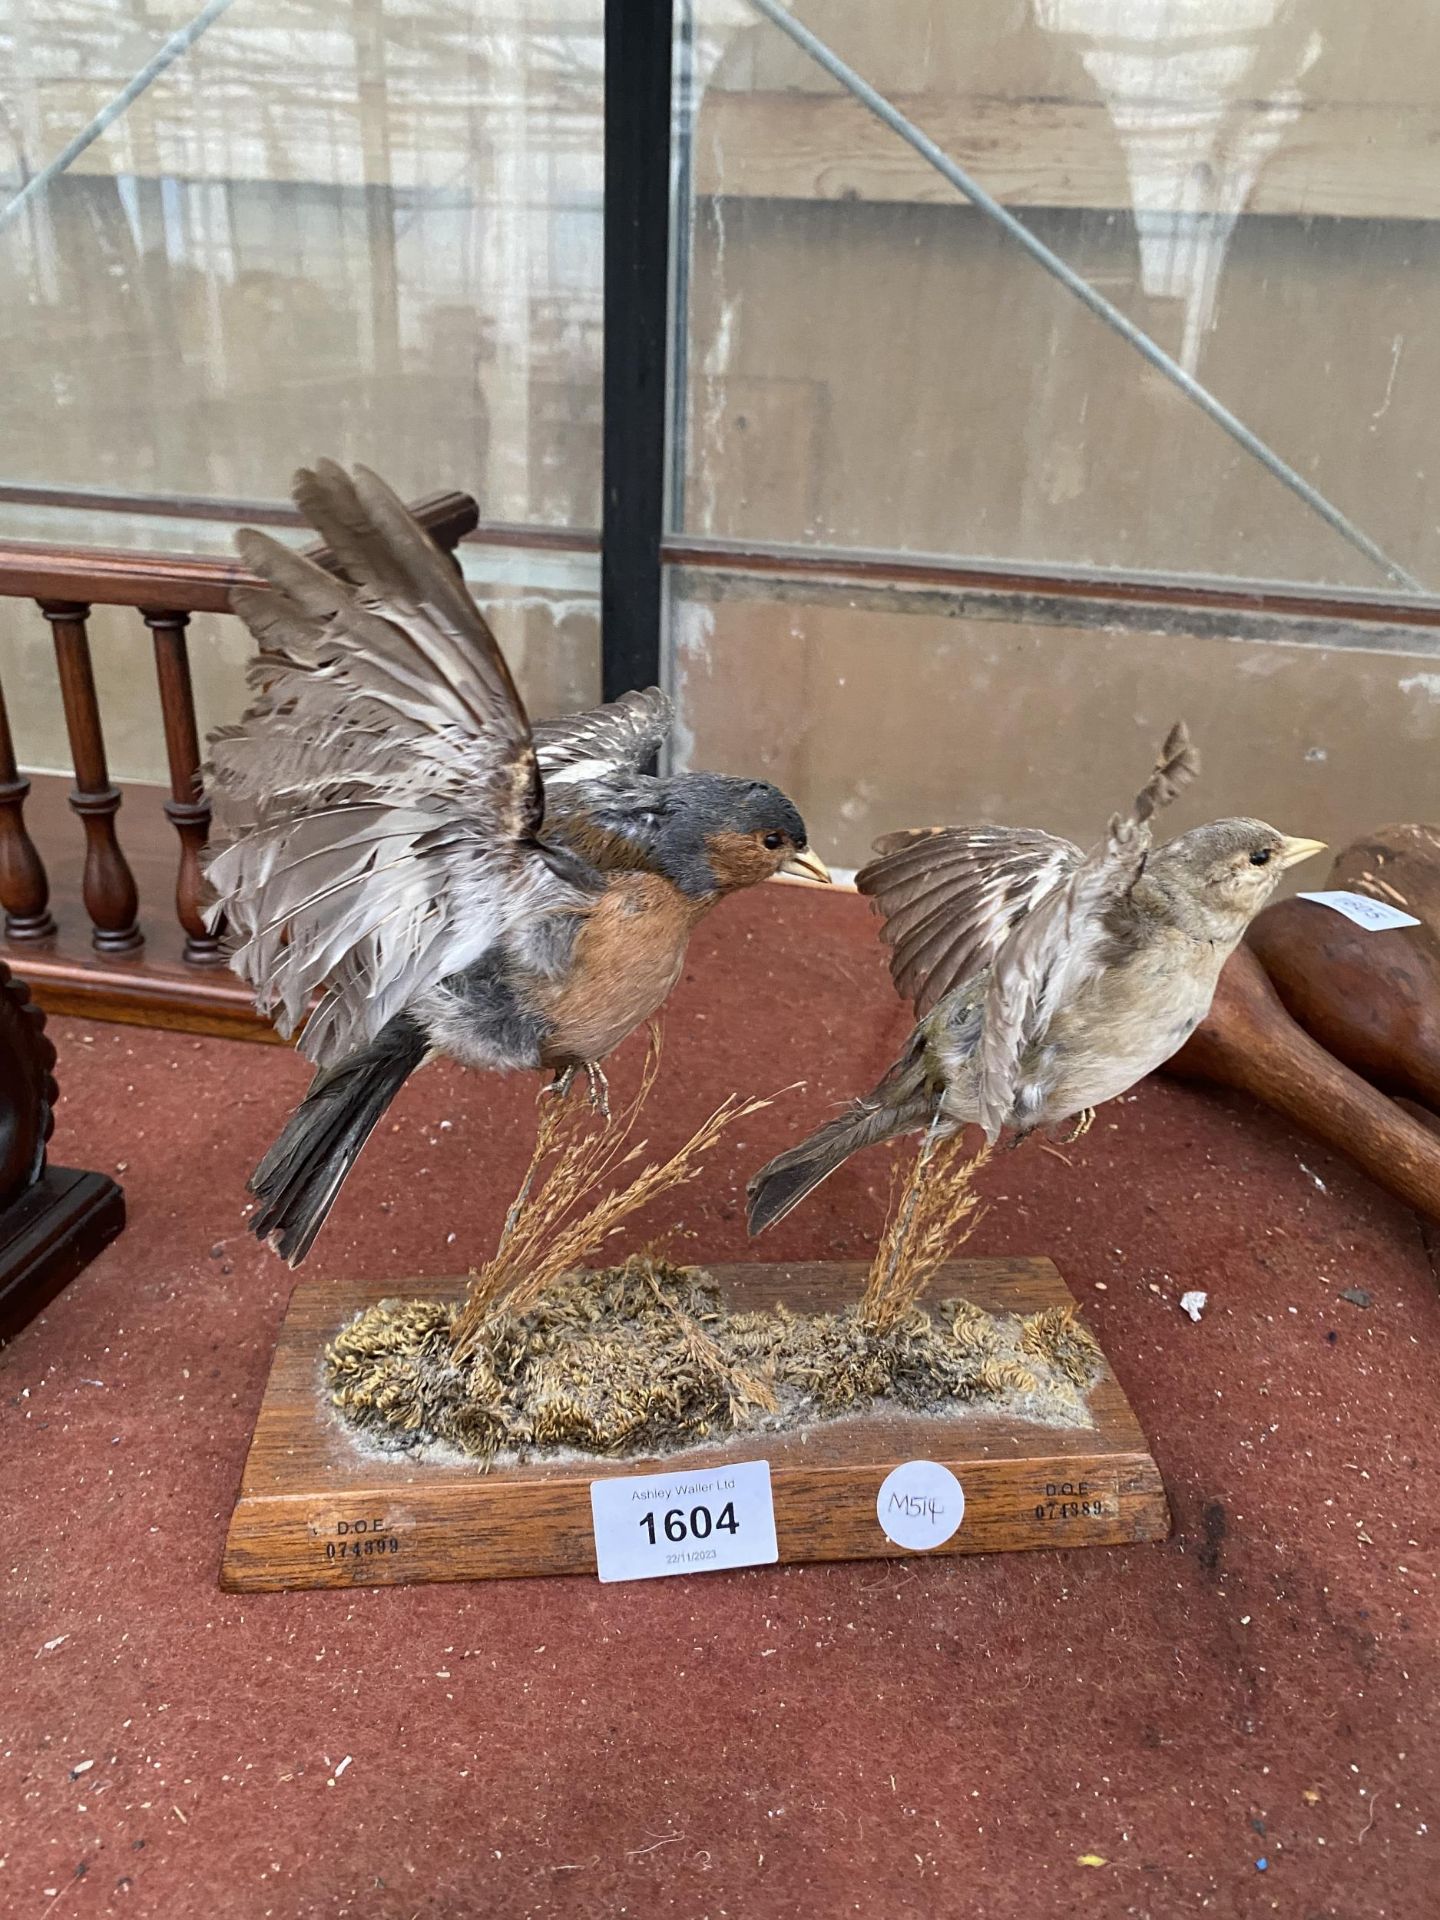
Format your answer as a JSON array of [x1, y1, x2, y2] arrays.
[[1250, 848, 1272, 867], [763, 831, 786, 850]]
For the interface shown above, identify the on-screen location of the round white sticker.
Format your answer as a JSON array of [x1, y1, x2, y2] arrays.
[[876, 1460, 965, 1551]]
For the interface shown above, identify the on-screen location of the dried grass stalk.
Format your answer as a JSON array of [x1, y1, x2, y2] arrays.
[[1019, 1303, 1104, 1386], [449, 1029, 771, 1359], [860, 1124, 991, 1334]]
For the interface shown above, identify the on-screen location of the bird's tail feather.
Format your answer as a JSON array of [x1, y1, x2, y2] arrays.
[[250, 1015, 427, 1266], [747, 1047, 935, 1234]]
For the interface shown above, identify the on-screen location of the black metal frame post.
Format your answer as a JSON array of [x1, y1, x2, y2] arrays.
[[602, 0, 674, 700], [668, 0, 696, 533]]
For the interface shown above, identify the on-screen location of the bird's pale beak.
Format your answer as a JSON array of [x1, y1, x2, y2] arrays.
[[1278, 836, 1327, 870], [780, 845, 833, 885]]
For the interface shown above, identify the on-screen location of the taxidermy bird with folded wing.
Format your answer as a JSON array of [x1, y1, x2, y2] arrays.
[[205, 461, 829, 1265]]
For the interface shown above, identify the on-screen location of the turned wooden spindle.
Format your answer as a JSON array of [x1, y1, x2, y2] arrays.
[[1166, 943, 1440, 1222], [146, 610, 224, 966], [41, 601, 143, 955], [0, 673, 56, 942]]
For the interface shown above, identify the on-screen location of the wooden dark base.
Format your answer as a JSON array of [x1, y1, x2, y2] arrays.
[[0, 1166, 126, 1345], [221, 1259, 1170, 1593]]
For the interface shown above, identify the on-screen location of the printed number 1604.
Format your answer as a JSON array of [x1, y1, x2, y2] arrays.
[[638, 1502, 739, 1546]]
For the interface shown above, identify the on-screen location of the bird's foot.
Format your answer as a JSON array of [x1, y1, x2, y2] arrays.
[[547, 1064, 578, 1101], [1058, 1107, 1096, 1144], [546, 1063, 611, 1120], [584, 1062, 611, 1120]]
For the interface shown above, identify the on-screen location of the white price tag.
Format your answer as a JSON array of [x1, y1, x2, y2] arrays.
[[589, 1459, 778, 1583], [877, 1461, 965, 1551], [1298, 890, 1420, 932]]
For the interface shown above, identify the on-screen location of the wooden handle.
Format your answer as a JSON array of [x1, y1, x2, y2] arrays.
[[1166, 944, 1440, 1222]]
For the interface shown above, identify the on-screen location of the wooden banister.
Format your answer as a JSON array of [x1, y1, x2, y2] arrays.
[[0, 485, 481, 1032], [0, 489, 482, 615]]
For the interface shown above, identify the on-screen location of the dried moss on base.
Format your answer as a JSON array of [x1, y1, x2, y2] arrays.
[[325, 1257, 1104, 1466]]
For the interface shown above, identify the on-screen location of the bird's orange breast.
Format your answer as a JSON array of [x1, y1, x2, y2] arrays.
[[533, 873, 711, 1065]]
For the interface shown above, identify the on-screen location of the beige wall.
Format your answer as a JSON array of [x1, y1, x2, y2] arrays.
[[672, 573, 1440, 873], [682, 0, 1440, 586], [684, 201, 1440, 588]]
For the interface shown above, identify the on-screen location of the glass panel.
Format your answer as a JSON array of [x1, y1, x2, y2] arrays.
[[1, 542, 599, 783], [675, 0, 1440, 593], [670, 566, 1440, 874], [0, 0, 603, 524]]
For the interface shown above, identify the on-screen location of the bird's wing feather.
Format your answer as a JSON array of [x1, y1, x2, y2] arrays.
[[533, 688, 673, 785], [205, 461, 594, 1068], [973, 722, 1200, 1138], [857, 827, 1082, 1016]]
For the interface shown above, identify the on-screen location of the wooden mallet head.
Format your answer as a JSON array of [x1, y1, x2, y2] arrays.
[[1166, 825, 1440, 1222]]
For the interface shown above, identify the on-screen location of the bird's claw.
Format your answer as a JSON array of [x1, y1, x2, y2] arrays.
[[1058, 1107, 1096, 1144], [546, 1062, 610, 1119], [585, 1063, 611, 1120], [547, 1065, 577, 1101]]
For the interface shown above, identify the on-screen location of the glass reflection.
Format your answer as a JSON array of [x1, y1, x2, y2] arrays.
[[677, 0, 1440, 590], [0, 0, 604, 522]]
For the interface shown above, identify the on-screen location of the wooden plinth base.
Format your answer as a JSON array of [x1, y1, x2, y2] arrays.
[[221, 1259, 1169, 1592], [0, 1167, 126, 1346]]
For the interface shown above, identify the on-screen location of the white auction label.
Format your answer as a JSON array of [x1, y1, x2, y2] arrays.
[[876, 1460, 965, 1551], [589, 1459, 778, 1584], [1299, 890, 1420, 932]]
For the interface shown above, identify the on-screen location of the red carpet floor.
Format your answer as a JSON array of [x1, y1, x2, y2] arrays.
[[3, 884, 1436, 1918]]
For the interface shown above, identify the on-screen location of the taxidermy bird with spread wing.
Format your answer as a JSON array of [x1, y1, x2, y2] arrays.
[[747, 724, 1326, 1232], [205, 461, 829, 1265]]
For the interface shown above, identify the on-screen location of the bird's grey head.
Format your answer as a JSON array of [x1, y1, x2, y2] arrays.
[[650, 774, 830, 897], [1151, 817, 1326, 929]]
